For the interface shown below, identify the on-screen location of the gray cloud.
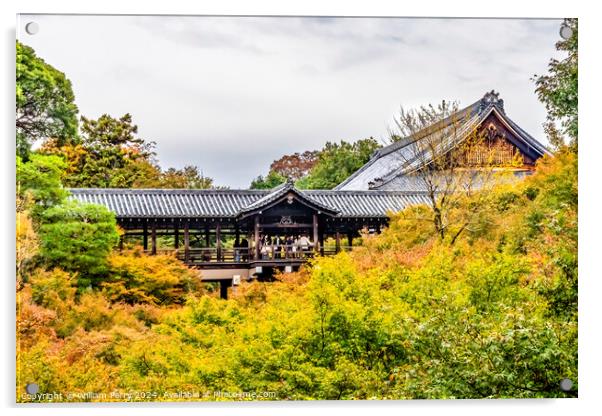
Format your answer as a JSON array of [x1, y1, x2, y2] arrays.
[[18, 15, 562, 188]]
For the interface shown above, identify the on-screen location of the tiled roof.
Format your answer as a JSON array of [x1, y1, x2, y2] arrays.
[[237, 179, 339, 217], [372, 170, 534, 191], [335, 91, 551, 191], [69, 188, 432, 219]]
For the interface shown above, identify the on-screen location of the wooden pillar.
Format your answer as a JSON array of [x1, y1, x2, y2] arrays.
[[205, 225, 210, 247], [119, 235, 124, 251], [151, 223, 157, 255], [174, 227, 179, 249], [254, 216, 260, 260], [142, 222, 148, 251], [347, 232, 353, 248], [313, 213, 319, 252], [184, 222, 190, 262], [319, 233, 325, 256], [216, 222, 222, 261], [234, 225, 240, 262], [219, 280, 230, 300], [335, 231, 341, 253]]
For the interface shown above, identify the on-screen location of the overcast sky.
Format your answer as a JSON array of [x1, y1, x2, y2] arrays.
[[18, 15, 562, 188]]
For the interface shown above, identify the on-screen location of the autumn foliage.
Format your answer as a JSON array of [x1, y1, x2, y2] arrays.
[[16, 151, 577, 401]]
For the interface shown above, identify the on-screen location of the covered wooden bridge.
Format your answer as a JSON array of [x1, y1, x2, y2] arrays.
[[70, 180, 429, 296]]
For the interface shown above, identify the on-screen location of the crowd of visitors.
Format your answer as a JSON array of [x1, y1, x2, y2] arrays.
[[233, 234, 315, 261]]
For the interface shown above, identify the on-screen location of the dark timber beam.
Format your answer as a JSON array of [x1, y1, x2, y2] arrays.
[[254, 216, 260, 260], [184, 223, 190, 263], [216, 222, 222, 262], [219, 280, 230, 300], [151, 223, 157, 255], [313, 213, 319, 252], [174, 227, 179, 249], [319, 232, 324, 256], [142, 222, 148, 251], [335, 231, 341, 253]]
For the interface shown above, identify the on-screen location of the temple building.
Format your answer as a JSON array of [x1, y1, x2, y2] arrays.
[[70, 91, 550, 298], [335, 90, 551, 191]]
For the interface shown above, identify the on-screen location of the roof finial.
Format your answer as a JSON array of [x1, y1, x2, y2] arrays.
[[480, 90, 504, 113]]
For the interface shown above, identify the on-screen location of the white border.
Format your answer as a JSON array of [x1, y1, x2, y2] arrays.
[[2, 1, 600, 416]]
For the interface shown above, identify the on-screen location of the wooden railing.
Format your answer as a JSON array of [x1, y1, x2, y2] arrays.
[[144, 244, 353, 265]]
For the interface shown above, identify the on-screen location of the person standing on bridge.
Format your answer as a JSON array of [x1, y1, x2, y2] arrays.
[[298, 234, 311, 255], [240, 238, 249, 261]]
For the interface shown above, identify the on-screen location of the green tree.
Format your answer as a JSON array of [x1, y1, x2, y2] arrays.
[[250, 170, 287, 189], [297, 138, 381, 189], [42, 113, 161, 188], [534, 19, 578, 151], [16, 41, 79, 160], [252, 139, 379, 190], [38, 201, 119, 287], [16, 154, 67, 215]]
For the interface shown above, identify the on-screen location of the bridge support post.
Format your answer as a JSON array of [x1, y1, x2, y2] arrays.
[[335, 231, 341, 253], [151, 223, 157, 255], [184, 223, 190, 263], [174, 227, 179, 249], [142, 222, 148, 251], [219, 280, 230, 300], [313, 213, 319, 253], [319, 233, 324, 256], [216, 222, 222, 262], [254, 216, 260, 260]]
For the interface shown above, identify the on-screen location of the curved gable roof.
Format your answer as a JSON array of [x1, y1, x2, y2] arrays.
[[236, 179, 340, 219], [335, 91, 551, 191]]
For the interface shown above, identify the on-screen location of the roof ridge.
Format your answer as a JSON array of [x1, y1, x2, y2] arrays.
[[374, 91, 507, 160], [335, 91, 501, 190], [237, 182, 340, 217], [68, 188, 270, 194], [69, 189, 433, 219]]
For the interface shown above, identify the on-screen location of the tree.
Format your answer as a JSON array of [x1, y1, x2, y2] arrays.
[[250, 170, 287, 189], [102, 250, 202, 305], [297, 138, 380, 189], [533, 19, 578, 151], [42, 115, 218, 189], [16, 41, 79, 159], [38, 201, 120, 287], [252, 140, 379, 190], [388, 101, 498, 243], [251, 151, 319, 189], [16, 149, 577, 401], [16, 209, 39, 288], [42, 113, 161, 188], [270, 151, 320, 180], [16, 154, 68, 216], [160, 165, 214, 189]]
